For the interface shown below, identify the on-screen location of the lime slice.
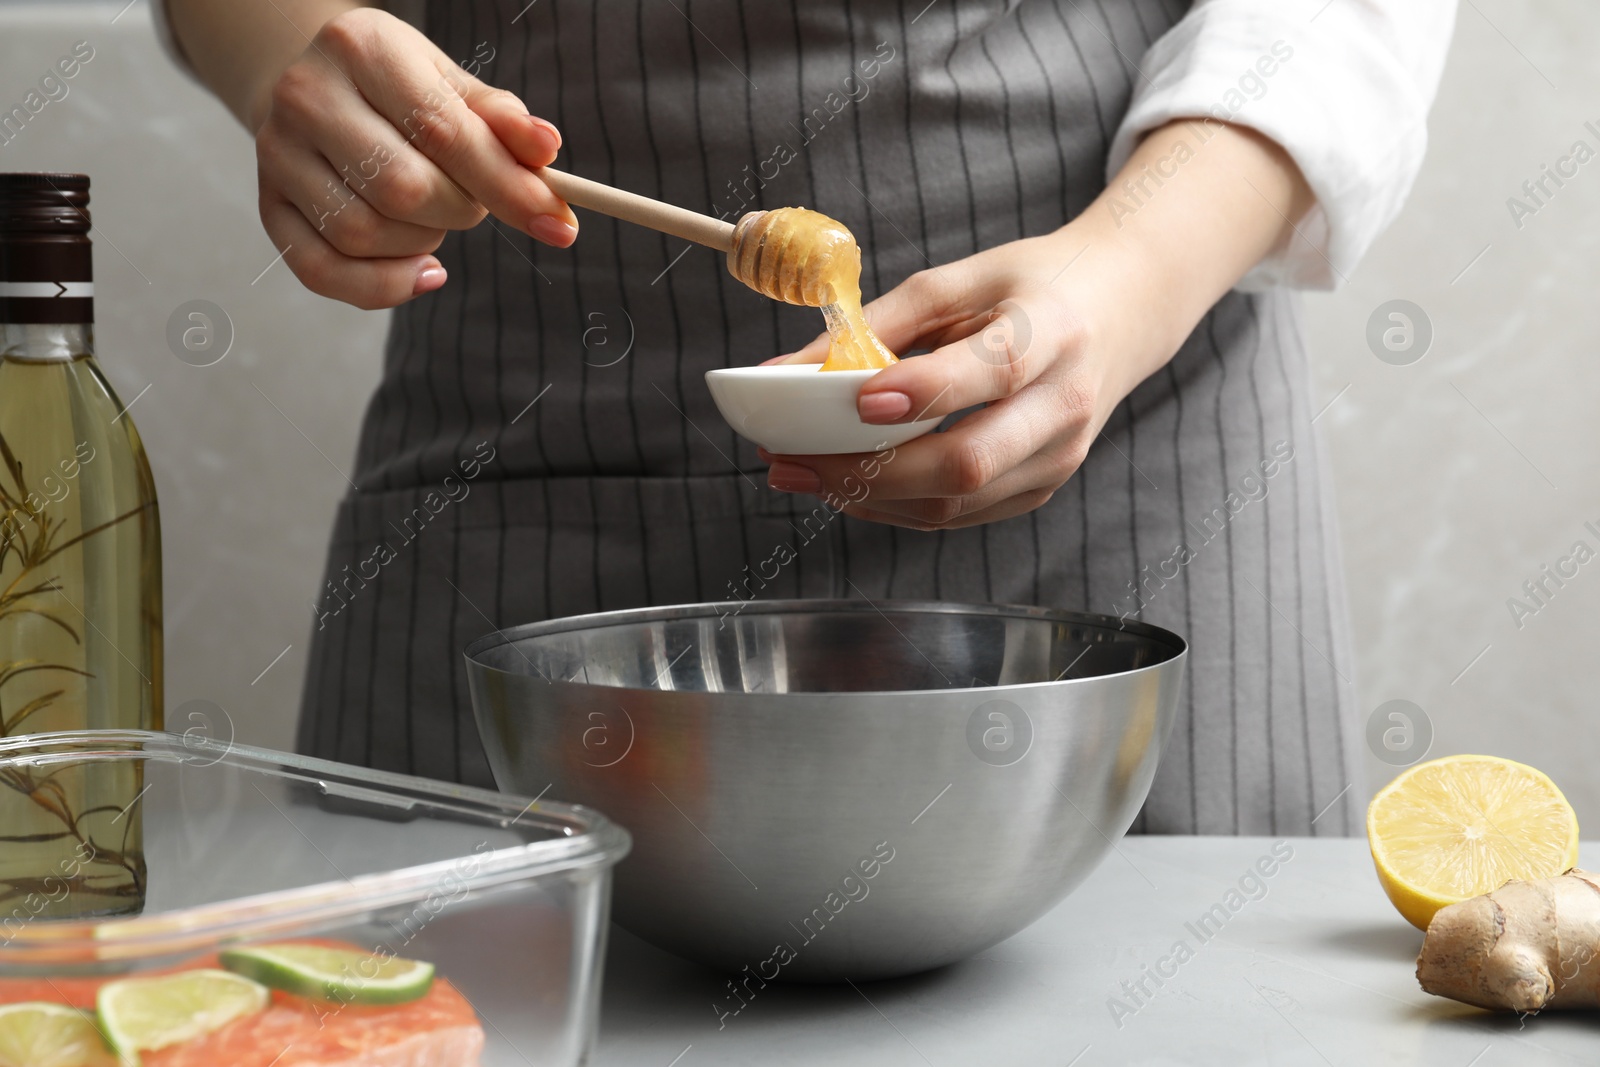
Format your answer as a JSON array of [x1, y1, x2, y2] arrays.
[[95, 969, 267, 1064], [0, 1003, 115, 1067], [219, 944, 434, 1005]]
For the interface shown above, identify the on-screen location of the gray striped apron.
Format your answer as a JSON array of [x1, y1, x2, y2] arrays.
[[297, 0, 1364, 836]]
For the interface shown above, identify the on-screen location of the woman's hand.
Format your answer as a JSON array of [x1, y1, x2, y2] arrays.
[[247, 7, 575, 309], [760, 119, 1315, 530], [760, 232, 1119, 529]]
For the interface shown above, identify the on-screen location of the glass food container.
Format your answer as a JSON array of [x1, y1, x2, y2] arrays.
[[0, 730, 630, 1066]]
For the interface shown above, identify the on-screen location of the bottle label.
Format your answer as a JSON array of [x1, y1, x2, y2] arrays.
[[0, 245, 92, 324], [0, 281, 93, 298]]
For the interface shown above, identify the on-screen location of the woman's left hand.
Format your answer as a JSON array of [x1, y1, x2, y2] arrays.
[[760, 231, 1126, 530], [759, 119, 1316, 530]]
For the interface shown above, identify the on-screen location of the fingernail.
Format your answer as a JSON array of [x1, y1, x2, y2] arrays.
[[528, 115, 562, 150], [858, 391, 912, 423], [768, 461, 821, 494], [413, 266, 447, 295], [530, 214, 577, 247]]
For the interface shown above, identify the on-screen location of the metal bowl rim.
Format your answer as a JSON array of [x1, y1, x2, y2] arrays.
[[464, 598, 1187, 696]]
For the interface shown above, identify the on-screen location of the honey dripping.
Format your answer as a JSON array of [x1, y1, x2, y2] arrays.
[[727, 207, 898, 371]]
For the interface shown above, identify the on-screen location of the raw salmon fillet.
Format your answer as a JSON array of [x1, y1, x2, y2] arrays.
[[0, 941, 485, 1066], [146, 981, 484, 1067]]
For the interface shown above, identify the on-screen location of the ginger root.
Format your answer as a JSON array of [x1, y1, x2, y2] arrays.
[[1417, 868, 1600, 1011]]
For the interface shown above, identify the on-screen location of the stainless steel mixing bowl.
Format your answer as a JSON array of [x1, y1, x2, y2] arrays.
[[465, 600, 1186, 982]]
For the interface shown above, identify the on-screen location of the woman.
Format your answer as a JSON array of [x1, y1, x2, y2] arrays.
[[162, 0, 1454, 834]]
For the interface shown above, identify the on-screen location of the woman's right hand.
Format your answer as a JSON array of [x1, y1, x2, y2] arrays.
[[249, 7, 574, 309]]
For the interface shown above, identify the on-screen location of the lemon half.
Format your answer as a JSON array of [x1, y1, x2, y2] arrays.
[[1367, 754, 1579, 930]]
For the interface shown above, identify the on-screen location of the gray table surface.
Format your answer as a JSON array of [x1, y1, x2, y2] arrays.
[[593, 837, 1599, 1067]]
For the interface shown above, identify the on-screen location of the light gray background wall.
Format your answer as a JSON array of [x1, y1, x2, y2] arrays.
[[1299, 2, 1600, 824], [1, 1, 1594, 827]]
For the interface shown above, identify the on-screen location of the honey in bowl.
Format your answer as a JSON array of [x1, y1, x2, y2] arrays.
[[727, 207, 898, 372]]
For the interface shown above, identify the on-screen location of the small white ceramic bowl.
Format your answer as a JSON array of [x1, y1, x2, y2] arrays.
[[704, 364, 941, 455]]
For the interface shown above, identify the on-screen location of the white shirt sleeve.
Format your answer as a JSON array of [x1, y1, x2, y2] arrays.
[[1106, 0, 1458, 290]]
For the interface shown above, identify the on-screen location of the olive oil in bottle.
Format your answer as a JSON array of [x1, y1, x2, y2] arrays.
[[0, 173, 162, 919]]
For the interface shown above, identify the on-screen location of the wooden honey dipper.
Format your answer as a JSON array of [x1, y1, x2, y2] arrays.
[[537, 167, 894, 368], [538, 167, 850, 305]]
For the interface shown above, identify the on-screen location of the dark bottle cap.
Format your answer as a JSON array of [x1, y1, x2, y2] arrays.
[[0, 173, 93, 324]]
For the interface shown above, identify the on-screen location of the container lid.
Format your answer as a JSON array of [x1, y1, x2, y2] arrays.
[[0, 731, 630, 970], [0, 173, 93, 324], [0, 173, 91, 234]]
